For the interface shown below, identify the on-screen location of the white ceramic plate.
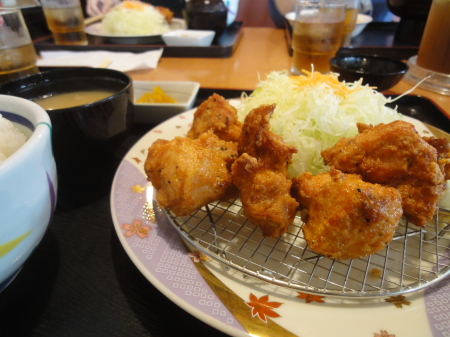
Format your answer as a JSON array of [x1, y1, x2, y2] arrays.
[[162, 29, 215, 47], [110, 103, 450, 337], [85, 18, 186, 44]]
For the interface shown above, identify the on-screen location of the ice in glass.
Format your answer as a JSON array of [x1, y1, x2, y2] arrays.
[[41, 0, 88, 45], [291, 0, 346, 75], [416, 0, 450, 74], [0, 7, 39, 84]]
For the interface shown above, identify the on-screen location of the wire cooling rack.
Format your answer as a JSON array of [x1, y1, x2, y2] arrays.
[[163, 199, 450, 298]]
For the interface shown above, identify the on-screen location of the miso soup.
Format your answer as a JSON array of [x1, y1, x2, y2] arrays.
[[33, 90, 115, 110]]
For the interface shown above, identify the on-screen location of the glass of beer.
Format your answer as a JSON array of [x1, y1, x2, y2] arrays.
[[340, 0, 359, 47], [40, 0, 88, 45], [0, 7, 39, 85], [291, 0, 346, 75], [416, 0, 450, 74]]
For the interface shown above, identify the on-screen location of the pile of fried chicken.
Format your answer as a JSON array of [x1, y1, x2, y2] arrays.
[[144, 94, 450, 261]]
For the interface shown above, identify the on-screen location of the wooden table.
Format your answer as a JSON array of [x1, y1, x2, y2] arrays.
[[127, 27, 450, 119], [128, 28, 291, 91]]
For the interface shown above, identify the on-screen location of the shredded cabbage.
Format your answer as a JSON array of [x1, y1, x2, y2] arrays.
[[439, 182, 450, 209], [101, 1, 170, 36], [237, 70, 402, 177]]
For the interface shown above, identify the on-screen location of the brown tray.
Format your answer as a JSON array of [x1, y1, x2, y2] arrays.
[[33, 22, 243, 58], [284, 21, 419, 61]]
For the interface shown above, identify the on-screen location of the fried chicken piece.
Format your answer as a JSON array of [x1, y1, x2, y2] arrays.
[[323, 121, 444, 185], [302, 168, 403, 260], [322, 120, 446, 227], [230, 104, 299, 237], [239, 104, 297, 177], [187, 93, 242, 143], [155, 6, 174, 23], [231, 153, 299, 238], [423, 136, 450, 180], [395, 182, 446, 226], [291, 171, 333, 222], [291, 170, 362, 223], [144, 130, 238, 216], [291, 172, 332, 209]]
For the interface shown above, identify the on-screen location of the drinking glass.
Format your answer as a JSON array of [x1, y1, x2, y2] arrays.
[[40, 0, 88, 45], [416, 0, 450, 74], [340, 0, 359, 47], [403, 0, 450, 95], [0, 7, 39, 85], [291, 0, 346, 75]]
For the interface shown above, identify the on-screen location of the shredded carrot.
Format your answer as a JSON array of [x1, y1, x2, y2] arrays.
[[122, 1, 149, 11], [289, 70, 365, 97]]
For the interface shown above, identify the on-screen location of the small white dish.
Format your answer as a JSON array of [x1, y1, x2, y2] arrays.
[[133, 81, 200, 125], [161, 29, 215, 47], [285, 12, 373, 38]]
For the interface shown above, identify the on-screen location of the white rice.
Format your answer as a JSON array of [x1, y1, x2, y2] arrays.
[[0, 114, 27, 163], [101, 1, 171, 36]]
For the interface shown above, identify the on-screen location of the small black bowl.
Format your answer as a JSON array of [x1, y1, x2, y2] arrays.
[[0, 68, 133, 181], [329, 55, 409, 92]]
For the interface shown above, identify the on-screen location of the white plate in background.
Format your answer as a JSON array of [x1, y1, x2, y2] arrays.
[[85, 18, 186, 44]]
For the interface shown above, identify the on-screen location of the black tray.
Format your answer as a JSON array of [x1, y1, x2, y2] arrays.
[[284, 21, 419, 61], [33, 22, 243, 58]]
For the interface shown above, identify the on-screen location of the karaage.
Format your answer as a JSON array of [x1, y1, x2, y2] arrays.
[[300, 167, 403, 260], [231, 153, 299, 238], [423, 136, 450, 180], [187, 93, 242, 143], [291, 169, 361, 221], [239, 104, 297, 177], [321, 120, 447, 227], [144, 130, 238, 216]]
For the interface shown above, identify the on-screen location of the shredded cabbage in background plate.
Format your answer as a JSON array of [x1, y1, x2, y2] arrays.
[[101, 1, 170, 36], [237, 70, 402, 177]]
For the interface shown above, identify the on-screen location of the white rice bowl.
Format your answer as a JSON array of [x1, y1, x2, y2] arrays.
[[0, 114, 27, 163], [0, 95, 57, 289]]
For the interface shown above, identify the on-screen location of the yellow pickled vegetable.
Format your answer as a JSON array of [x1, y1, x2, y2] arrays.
[[136, 86, 176, 103]]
